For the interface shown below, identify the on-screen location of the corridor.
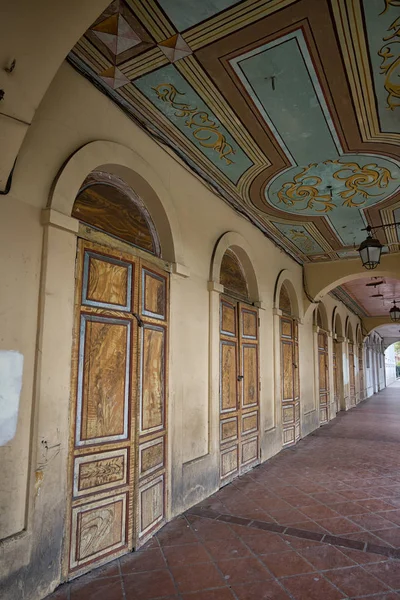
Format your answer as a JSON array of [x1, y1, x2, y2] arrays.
[[48, 382, 400, 600]]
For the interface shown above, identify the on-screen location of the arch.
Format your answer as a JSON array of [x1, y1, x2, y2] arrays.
[[49, 141, 183, 264], [220, 248, 249, 300], [356, 324, 362, 346], [211, 232, 260, 303], [73, 170, 161, 256], [279, 284, 292, 314], [314, 301, 329, 331], [332, 307, 343, 337], [347, 319, 354, 342], [274, 269, 302, 319]]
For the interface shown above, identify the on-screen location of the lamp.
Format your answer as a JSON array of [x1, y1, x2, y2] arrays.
[[358, 223, 400, 269], [389, 300, 400, 323]]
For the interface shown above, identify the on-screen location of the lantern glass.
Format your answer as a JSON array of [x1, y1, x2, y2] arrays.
[[358, 236, 383, 270], [390, 304, 400, 322]]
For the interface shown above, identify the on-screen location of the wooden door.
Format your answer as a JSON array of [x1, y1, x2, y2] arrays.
[[281, 316, 300, 446], [219, 297, 260, 483], [318, 331, 329, 424], [358, 345, 364, 402], [67, 240, 168, 579], [349, 343, 356, 406], [333, 343, 338, 412]]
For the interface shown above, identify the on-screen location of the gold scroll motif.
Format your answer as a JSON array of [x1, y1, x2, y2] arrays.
[[277, 160, 393, 212], [380, 1, 400, 15], [152, 83, 235, 164], [378, 12, 400, 110]]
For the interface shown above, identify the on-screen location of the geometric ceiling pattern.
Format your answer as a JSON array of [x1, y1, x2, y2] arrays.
[[69, 0, 400, 264]]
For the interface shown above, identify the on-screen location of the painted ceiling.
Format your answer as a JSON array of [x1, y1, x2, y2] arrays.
[[69, 0, 400, 264]]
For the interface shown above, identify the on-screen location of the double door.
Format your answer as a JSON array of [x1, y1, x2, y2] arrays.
[[318, 331, 330, 424], [358, 345, 364, 402], [280, 316, 300, 446], [349, 343, 356, 405], [219, 297, 260, 482], [66, 240, 168, 578], [333, 342, 341, 412]]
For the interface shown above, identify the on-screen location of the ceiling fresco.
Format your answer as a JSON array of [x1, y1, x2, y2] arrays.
[[69, 0, 400, 264], [331, 276, 400, 321]]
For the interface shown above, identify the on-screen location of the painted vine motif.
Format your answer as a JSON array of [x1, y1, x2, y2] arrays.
[[152, 83, 236, 165], [378, 0, 400, 111], [277, 160, 393, 213]]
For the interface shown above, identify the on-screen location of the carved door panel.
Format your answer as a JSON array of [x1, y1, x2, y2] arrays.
[[358, 346, 364, 402], [318, 332, 329, 424], [281, 316, 300, 446], [137, 262, 168, 543], [219, 298, 259, 484], [67, 240, 168, 579], [333, 344, 338, 411], [349, 343, 356, 405]]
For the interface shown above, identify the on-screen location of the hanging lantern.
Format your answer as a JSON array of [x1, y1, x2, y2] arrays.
[[389, 301, 400, 323], [358, 234, 383, 270]]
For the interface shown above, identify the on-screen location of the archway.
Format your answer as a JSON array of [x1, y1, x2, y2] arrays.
[[333, 311, 344, 412], [63, 167, 172, 579], [347, 322, 356, 407], [278, 280, 300, 446], [315, 303, 330, 424], [217, 242, 260, 483]]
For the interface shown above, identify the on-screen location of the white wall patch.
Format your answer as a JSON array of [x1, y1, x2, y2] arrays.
[[0, 350, 24, 445]]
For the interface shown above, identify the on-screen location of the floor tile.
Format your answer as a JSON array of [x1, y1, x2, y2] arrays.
[[239, 532, 291, 555], [365, 560, 400, 589], [232, 580, 292, 599], [157, 518, 198, 546], [70, 577, 124, 600], [216, 557, 271, 584], [120, 548, 166, 574], [373, 528, 400, 547], [205, 538, 251, 560], [315, 516, 362, 535], [298, 544, 356, 570], [260, 550, 316, 578], [280, 573, 345, 600], [324, 565, 390, 597], [162, 542, 211, 567], [122, 569, 176, 599], [299, 504, 340, 520], [339, 547, 388, 564], [170, 562, 225, 593], [181, 589, 235, 600], [349, 513, 397, 531]]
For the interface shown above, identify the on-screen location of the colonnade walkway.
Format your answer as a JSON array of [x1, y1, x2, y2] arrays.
[[49, 382, 400, 600]]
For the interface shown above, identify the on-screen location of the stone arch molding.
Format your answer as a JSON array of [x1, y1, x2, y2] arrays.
[[274, 269, 302, 319], [48, 140, 184, 265], [210, 232, 260, 304], [314, 301, 329, 331]]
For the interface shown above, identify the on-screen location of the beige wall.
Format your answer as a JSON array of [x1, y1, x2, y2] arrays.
[[0, 62, 368, 600]]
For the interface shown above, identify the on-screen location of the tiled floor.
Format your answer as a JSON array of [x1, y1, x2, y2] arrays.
[[47, 381, 400, 600]]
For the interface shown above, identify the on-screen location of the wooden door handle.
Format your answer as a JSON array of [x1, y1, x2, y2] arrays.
[[237, 375, 244, 381]]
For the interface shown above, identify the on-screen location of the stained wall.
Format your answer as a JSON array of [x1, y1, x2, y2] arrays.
[[0, 62, 370, 600]]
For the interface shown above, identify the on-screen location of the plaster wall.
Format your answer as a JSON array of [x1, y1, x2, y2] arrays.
[[0, 62, 368, 600], [385, 344, 397, 387]]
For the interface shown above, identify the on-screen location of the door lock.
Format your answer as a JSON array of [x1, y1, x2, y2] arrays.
[[237, 375, 244, 381]]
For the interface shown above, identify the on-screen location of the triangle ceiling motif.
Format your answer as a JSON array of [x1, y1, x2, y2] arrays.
[[93, 14, 141, 55], [98, 65, 130, 89], [158, 34, 192, 63]]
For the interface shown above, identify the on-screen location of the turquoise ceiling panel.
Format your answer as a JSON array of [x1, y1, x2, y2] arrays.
[[362, 0, 400, 134], [272, 222, 323, 255], [231, 31, 342, 165], [134, 64, 253, 183], [157, 0, 241, 32], [267, 155, 400, 246]]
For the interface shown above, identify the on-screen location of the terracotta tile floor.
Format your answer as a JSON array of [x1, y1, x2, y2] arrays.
[[47, 382, 400, 599]]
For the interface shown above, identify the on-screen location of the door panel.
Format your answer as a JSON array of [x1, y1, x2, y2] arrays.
[[318, 331, 329, 424], [349, 343, 356, 406], [358, 346, 364, 402], [68, 240, 169, 579], [137, 263, 168, 543], [219, 298, 259, 484], [281, 316, 300, 446]]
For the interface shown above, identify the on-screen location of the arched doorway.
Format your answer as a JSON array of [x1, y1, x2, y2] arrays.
[[347, 322, 356, 407], [332, 311, 344, 413], [66, 171, 169, 578], [279, 283, 300, 446], [357, 327, 365, 403], [219, 248, 260, 484], [315, 304, 330, 424]]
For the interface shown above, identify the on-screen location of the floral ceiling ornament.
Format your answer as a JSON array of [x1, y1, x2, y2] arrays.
[[277, 160, 393, 213], [152, 83, 236, 165], [378, 14, 400, 110], [380, 0, 400, 15]]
